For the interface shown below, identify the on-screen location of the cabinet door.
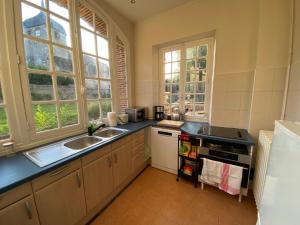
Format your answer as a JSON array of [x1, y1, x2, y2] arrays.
[[34, 170, 86, 225], [132, 151, 145, 173], [83, 153, 114, 212], [112, 142, 132, 189], [0, 196, 40, 225]]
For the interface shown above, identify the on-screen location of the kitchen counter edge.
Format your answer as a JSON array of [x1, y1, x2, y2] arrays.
[[0, 120, 157, 194]]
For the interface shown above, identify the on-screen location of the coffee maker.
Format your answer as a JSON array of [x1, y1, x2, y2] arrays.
[[154, 106, 164, 120]]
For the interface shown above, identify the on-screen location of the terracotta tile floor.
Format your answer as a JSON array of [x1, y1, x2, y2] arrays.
[[89, 167, 257, 225]]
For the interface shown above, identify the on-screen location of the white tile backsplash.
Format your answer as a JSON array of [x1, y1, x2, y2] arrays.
[[211, 71, 254, 129], [249, 66, 287, 137]]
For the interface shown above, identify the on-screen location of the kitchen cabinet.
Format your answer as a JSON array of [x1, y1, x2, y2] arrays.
[[83, 152, 113, 212], [0, 195, 40, 225], [131, 130, 145, 173], [112, 141, 132, 189], [0, 128, 149, 225], [34, 169, 86, 225]]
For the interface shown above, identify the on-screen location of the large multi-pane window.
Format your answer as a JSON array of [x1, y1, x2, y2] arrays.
[[79, 3, 112, 121], [0, 0, 130, 150], [162, 49, 181, 114], [161, 39, 213, 118], [20, 0, 79, 132]]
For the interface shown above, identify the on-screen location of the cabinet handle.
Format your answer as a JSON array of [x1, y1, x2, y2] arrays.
[[107, 156, 112, 168], [113, 153, 118, 164], [76, 172, 81, 188], [25, 201, 33, 220], [49, 165, 69, 177]]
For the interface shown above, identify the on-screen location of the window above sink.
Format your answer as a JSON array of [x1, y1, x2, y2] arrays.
[[0, 0, 131, 155]]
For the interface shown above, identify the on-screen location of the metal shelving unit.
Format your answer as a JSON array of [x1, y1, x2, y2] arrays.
[[176, 134, 200, 187]]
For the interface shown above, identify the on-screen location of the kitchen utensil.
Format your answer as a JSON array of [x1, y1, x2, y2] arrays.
[[107, 112, 117, 127], [118, 114, 129, 125]]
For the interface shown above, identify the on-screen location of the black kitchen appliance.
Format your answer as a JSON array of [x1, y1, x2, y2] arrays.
[[154, 106, 164, 120]]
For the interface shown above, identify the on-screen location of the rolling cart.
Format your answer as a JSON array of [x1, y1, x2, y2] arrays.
[[176, 134, 200, 187]]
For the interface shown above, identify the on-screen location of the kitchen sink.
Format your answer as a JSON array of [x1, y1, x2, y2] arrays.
[[94, 127, 128, 138], [24, 128, 127, 167], [24, 136, 104, 167], [64, 136, 103, 150]]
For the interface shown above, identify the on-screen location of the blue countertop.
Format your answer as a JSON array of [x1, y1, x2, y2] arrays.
[[0, 120, 254, 194], [0, 120, 156, 194]]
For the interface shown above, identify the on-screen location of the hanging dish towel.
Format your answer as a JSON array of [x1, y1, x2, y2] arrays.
[[200, 158, 223, 185], [219, 163, 243, 195]]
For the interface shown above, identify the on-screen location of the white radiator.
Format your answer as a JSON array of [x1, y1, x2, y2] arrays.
[[253, 130, 273, 209]]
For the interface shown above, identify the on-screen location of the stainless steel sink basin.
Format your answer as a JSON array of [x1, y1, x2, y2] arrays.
[[64, 136, 103, 150], [94, 128, 128, 138], [24, 128, 127, 167], [24, 136, 104, 167]]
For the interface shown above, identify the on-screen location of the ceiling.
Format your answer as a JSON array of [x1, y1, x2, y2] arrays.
[[102, 0, 193, 22]]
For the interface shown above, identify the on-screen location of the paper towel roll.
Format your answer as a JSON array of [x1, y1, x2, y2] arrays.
[[107, 112, 117, 127]]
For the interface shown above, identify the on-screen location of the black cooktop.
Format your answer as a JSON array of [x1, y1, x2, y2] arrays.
[[198, 126, 248, 141]]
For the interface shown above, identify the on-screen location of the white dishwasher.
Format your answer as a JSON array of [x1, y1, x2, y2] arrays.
[[151, 127, 180, 174]]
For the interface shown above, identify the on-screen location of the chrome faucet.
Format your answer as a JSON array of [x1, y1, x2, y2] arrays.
[[88, 123, 106, 136]]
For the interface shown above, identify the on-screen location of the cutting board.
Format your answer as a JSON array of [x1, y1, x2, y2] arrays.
[[156, 120, 184, 129]]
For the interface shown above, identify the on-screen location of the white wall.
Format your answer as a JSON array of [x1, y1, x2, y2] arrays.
[[285, 0, 300, 122], [249, 0, 292, 139], [134, 0, 259, 127], [134, 0, 292, 136]]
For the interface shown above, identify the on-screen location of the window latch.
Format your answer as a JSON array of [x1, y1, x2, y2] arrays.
[[80, 86, 85, 95], [16, 54, 21, 65], [2, 141, 14, 148]]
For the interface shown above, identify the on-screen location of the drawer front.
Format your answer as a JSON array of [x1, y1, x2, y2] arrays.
[[111, 135, 131, 150], [82, 144, 111, 166], [0, 183, 32, 210], [32, 159, 81, 191], [134, 129, 144, 138], [134, 133, 145, 146], [131, 143, 145, 157]]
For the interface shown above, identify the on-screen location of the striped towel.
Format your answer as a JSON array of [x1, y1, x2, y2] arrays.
[[219, 163, 243, 195]]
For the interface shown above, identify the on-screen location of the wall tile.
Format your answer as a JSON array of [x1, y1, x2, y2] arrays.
[[285, 91, 300, 121], [251, 91, 272, 113], [250, 111, 275, 138], [224, 91, 241, 110], [213, 74, 227, 92], [288, 62, 300, 91], [254, 68, 274, 92], [270, 91, 284, 119], [240, 71, 254, 91], [211, 91, 226, 110], [240, 91, 252, 111], [226, 74, 241, 91], [273, 67, 287, 91], [238, 110, 250, 129]]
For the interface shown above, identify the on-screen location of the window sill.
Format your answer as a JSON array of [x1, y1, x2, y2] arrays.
[[184, 112, 208, 123]]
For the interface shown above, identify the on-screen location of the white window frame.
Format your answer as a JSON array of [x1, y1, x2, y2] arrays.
[[0, 0, 132, 153], [14, 0, 84, 141], [76, 1, 113, 122], [159, 38, 214, 121]]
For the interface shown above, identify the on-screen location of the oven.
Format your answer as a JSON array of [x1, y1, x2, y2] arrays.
[[198, 139, 252, 188]]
